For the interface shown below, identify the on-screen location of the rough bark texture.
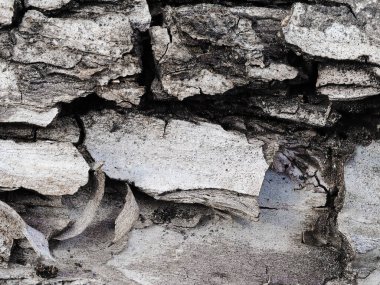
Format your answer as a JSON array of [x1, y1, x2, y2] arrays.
[[0, 0, 379, 284]]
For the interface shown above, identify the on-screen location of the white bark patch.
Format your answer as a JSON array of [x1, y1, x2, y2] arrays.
[[161, 69, 235, 100], [0, 140, 90, 195], [246, 63, 299, 81], [282, 3, 380, 65], [83, 110, 268, 219], [0, 106, 59, 127]]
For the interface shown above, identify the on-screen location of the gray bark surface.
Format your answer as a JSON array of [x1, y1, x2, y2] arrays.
[[0, 0, 379, 284]]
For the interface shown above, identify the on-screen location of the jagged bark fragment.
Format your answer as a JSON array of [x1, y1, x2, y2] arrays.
[[282, 3, 380, 65], [158, 189, 260, 220], [339, 141, 380, 282], [114, 185, 140, 242], [83, 110, 268, 220], [97, 83, 145, 108], [150, 4, 299, 100], [250, 96, 340, 127], [46, 183, 141, 284], [0, 140, 89, 195], [0, 107, 59, 127], [317, 64, 380, 101], [0, 1, 150, 126], [23, 225, 53, 261], [2, 180, 141, 284], [7, 193, 71, 239], [0, 59, 60, 127], [15, 10, 133, 67], [0, 201, 52, 267]]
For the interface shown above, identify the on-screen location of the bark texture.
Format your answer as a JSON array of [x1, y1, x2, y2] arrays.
[[0, 0, 379, 284]]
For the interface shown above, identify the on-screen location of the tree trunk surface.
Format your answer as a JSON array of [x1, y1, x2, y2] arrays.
[[0, 0, 379, 284]]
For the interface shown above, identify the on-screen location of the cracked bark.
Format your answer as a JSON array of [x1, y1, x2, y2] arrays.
[[0, 0, 379, 284]]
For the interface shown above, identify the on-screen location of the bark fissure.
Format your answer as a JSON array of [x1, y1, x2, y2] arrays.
[[0, 0, 378, 283]]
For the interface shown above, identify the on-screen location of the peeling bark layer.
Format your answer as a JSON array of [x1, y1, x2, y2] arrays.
[[0, 0, 379, 284], [0, 140, 89, 195], [283, 2, 380, 65], [83, 110, 268, 220], [150, 4, 299, 100]]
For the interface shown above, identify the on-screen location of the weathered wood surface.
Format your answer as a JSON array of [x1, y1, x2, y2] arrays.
[[0, 0, 379, 283]]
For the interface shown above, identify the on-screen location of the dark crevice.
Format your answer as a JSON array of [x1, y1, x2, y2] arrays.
[[141, 89, 336, 133], [319, 105, 380, 145], [326, 186, 339, 209], [148, 0, 164, 26], [0, 123, 36, 142], [32, 127, 37, 142], [259, 206, 279, 210], [22, 1, 131, 18], [59, 93, 118, 117], [4, 0, 25, 30], [137, 32, 156, 88], [313, 171, 329, 193], [1, 1, 378, 283], [286, 51, 322, 105], [139, 89, 380, 149], [74, 115, 85, 146], [0, 187, 52, 203]]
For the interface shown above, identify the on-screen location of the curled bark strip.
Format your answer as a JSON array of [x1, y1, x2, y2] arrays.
[[55, 162, 105, 241], [23, 225, 54, 261], [113, 185, 140, 243], [0, 200, 53, 261]]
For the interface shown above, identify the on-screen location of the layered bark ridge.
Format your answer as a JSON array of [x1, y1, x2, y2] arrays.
[[0, 0, 379, 284], [0, 0, 150, 127]]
